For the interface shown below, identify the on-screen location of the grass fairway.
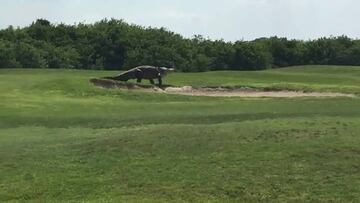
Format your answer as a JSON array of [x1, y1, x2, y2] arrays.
[[1, 65, 360, 202]]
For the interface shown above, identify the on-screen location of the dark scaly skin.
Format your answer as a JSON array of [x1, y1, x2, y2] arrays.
[[104, 65, 173, 86]]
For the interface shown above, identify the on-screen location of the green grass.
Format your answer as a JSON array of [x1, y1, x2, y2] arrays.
[[1, 65, 360, 202], [168, 65, 360, 93]]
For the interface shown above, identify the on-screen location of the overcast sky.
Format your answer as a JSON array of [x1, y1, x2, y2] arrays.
[[0, 0, 359, 41]]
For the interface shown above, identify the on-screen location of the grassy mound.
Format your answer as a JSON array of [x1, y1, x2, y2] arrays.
[[1, 66, 360, 202]]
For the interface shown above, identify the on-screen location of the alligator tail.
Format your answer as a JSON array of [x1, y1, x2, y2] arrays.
[[103, 76, 117, 80], [103, 71, 135, 81]]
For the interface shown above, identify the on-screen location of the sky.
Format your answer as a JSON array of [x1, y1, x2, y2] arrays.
[[0, 0, 359, 41]]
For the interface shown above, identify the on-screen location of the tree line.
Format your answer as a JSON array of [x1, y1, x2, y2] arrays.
[[1, 19, 360, 71]]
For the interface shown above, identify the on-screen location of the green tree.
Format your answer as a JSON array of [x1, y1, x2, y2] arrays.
[[232, 42, 272, 70], [0, 40, 21, 68], [1, 18, 360, 71], [14, 42, 47, 68]]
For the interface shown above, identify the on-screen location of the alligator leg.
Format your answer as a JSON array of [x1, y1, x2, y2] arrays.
[[158, 77, 162, 86], [149, 79, 155, 85], [135, 69, 143, 83]]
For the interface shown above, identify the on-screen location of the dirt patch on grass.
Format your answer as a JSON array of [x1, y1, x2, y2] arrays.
[[90, 78, 356, 98]]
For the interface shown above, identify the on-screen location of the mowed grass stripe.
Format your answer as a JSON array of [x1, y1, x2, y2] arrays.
[[1, 118, 360, 202]]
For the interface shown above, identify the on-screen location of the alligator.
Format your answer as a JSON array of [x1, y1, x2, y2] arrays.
[[104, 65, 174, 86]]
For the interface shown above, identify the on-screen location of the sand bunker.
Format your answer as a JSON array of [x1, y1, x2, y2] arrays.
[[162, 86, 355, 98], [90, 78, 355, 98]]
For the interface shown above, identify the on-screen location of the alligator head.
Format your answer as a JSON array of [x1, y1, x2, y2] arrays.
[[158, 67, 175, 77]]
